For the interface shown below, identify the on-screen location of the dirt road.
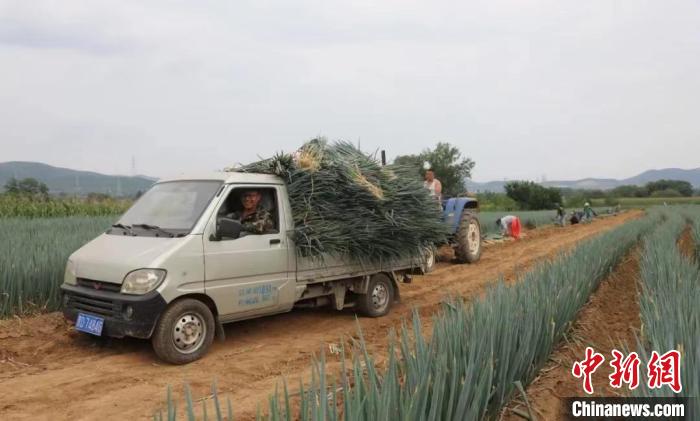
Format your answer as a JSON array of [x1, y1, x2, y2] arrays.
[[0, 211, 641, 420]]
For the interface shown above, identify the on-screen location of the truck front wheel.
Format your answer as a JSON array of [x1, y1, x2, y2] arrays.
[[151, 298, 215, 365], [357, 274, 395, 317]]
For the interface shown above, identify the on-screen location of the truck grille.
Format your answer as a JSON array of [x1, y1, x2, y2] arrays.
[[66, 293, 119, 317], [77, 278, 122, 293], [67, 279, 123, 318]]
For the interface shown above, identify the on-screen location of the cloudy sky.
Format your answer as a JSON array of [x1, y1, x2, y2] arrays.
[[1, 0, 699, 182]]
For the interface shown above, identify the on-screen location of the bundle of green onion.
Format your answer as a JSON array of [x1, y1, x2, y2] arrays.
[[233, 138, 447, 261]]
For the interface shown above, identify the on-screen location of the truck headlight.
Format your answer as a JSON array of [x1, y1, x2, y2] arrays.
[[121, 269, 166, 295], [64, 260, 77, 285]]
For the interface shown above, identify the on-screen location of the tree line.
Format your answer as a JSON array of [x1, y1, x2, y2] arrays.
[[609, 179, 694, 198], [5, 148, 697, 213], [3, 177, 143, 201]]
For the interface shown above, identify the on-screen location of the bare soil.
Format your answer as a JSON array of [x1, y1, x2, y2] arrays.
[[0, 211, 641, 420], [504, 247, 643, 421]]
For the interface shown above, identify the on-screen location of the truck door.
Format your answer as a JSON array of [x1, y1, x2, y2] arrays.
[[202, 185, 293, 319]]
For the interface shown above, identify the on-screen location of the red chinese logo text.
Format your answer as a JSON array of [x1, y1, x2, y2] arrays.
[[647, 350, 682, 393], [571, 348, 682, 394], [572, 347, 606, 394], [609, 349, 640, 389]]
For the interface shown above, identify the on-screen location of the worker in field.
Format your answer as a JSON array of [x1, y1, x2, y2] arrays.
[[496, 215, 522, 239], [570, 210, 584, 225], [423, 169, 443, 202], [582, 202, 596, 223], [555, 203, 566, 226]]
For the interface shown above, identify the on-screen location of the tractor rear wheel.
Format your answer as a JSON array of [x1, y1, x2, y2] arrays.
[[454, 211, 482, 263]]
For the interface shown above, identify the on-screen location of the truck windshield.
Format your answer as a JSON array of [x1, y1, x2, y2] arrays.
[[116, 180, 222, 235]]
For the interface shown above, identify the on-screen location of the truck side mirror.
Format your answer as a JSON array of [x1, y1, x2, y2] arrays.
[[211, 218, 242, 241]]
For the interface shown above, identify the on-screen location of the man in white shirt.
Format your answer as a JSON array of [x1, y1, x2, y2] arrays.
[[424, 170, 443, 202]]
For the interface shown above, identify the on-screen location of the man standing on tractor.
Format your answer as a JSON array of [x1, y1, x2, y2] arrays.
[[424, 169, 443, 202]]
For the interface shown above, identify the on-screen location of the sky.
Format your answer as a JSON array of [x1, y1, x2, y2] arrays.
[[1, 0, 699, 182]]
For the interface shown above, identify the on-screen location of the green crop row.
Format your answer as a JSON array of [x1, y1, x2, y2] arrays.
[[156, 211, 657, 420], [0, 216, 114, 318], [693, 212, 700, 261], [633, 208, 700, 417], [0, 195, 130, 218], [591, 196, 700, 208], [479, 207, 612, 236]]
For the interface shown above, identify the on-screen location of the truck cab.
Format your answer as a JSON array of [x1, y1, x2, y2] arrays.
[[61, 173, 421, 364]]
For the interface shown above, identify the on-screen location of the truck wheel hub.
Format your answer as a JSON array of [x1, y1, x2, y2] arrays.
[[173, 313, 205, 353], [371, 284, 389, 309]]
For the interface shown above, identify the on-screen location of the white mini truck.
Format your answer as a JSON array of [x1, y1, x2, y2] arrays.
[[61, 173, 429, 364]]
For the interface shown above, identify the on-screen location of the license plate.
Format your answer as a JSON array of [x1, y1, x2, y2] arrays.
[[75, 313, 104, 336]]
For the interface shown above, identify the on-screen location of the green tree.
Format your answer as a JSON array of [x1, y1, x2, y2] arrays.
[[393, 142, 476, 197], [504, 181, 562, 210], [4, 177, 49, 197], [610, 184, 650, 198], [645, 179, 693, 197], [3, 177, 20, 194], [476, 191, 518, 211]]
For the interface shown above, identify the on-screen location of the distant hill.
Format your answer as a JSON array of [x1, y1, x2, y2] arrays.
[[467, 167, 700, 193], [622, 168, 700, 186], [0, 161, 156, 197], [5, 161, 699, 197]]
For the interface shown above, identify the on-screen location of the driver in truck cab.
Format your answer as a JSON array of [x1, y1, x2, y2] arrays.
[[225, 189, 275, 234]]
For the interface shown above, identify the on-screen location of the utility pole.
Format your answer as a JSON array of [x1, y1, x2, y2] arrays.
[[116, 177, 123, 197]]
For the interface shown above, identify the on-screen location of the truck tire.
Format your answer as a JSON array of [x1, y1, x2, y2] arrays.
[[422, 245, 436, 273], [454, 211, 482, 264], [357, 274, 395, 317], [151, 298, 215, 365]]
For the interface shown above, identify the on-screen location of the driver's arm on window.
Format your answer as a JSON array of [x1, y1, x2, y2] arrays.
[[242, 210, 275, 234]]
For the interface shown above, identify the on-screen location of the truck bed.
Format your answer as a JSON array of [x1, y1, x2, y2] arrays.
[[295, 253, 424, 284]]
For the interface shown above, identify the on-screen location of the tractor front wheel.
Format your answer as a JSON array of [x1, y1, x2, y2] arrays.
[[454, 211, 482, 263]]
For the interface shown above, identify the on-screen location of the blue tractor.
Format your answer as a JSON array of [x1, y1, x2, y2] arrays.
[[423, 197, 482, 272]]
